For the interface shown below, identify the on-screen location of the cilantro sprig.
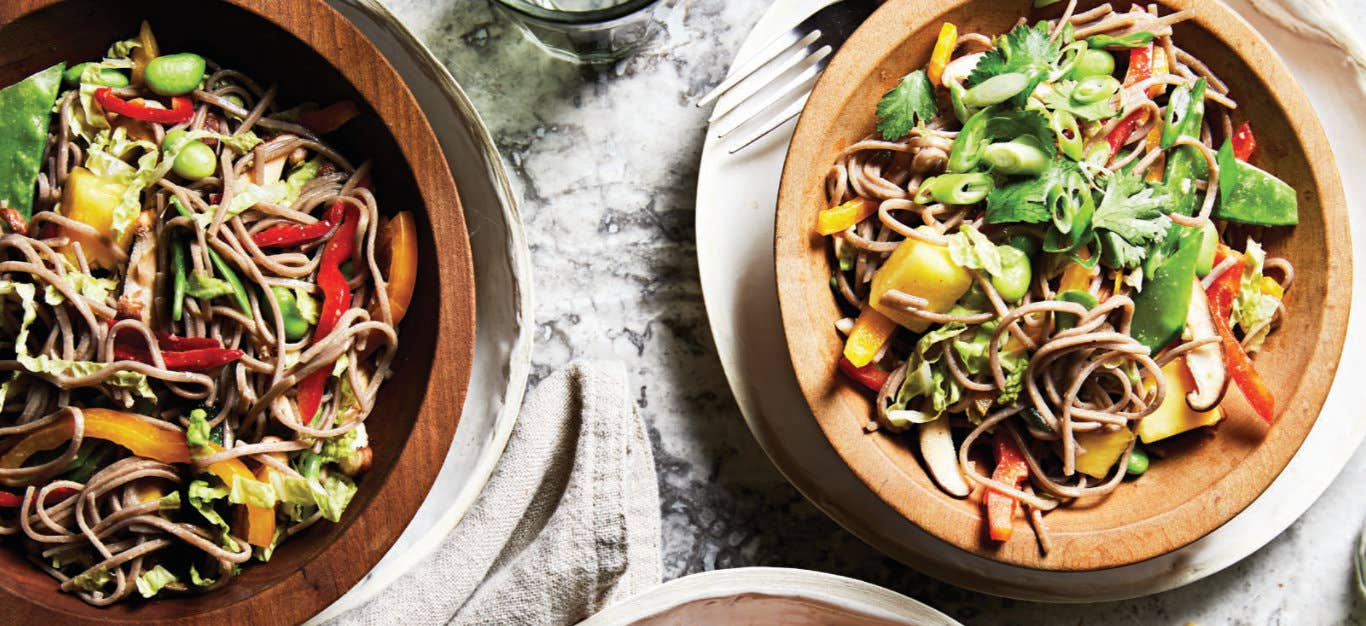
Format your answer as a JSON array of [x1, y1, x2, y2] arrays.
[[876, 69, 938, 140], [967, 23, 1062, 106]]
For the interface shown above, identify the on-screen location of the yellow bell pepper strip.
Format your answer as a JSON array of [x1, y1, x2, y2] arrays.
[[199, 442, 276, 548], [1057, 247, 1099, 293], [1143, 122, 1165, 183], [369, 211, 418, 326], [843, 306, 897, 368], [130, 21, 160, 86], [985, 434, 1028, 542], [927, 23, 958, 86], [1260, 275, 1283, 299], [0, 408, 191, 469], [816, 198, 876, 236]]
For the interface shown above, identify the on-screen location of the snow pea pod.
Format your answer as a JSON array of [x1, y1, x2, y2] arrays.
[[1162, 80, 1210, 218], [1160, 78, 1206, 149], [1213, 138, 1298, 226], [0, 64, 65, 217], [1130, 226, 1202, 352]]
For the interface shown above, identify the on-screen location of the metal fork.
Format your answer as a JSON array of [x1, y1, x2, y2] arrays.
[[697, 0, 881, 153]]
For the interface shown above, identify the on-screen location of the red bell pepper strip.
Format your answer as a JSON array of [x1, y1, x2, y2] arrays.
[[94, 87, 193, 125], [0, 486, 79, 508], [152, 332, 221, 351], [985, 435, 1029, 542], [838, 357, 890, 392], [251, 201, 344, 249], [1206, 248, 1276, 423], [1231, 122, 1256, 161], [1103, 46, 1155, 165], [115, 345, 244, 371], [296, 204, 361, 424], [299, 100, 360, 135]]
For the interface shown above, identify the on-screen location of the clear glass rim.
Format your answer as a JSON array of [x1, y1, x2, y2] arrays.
[[491, 0, 659, 24]]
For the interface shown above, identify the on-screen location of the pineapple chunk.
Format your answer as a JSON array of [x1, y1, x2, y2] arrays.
[[1136, 359, 1223, 444], [58, 167, 134, 269], [869, 233, 972, 332], [1074, 427, 1135, 479]]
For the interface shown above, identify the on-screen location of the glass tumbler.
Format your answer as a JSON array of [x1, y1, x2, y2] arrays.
[[490, 0, 664, 64]]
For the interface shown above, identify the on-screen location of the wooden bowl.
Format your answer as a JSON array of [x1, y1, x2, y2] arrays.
[[0, 0, 476, 621], [775, 0, 1350, 571]]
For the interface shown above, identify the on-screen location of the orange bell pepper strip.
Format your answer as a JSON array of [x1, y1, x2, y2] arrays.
[[985, 434, 1028, 542], [0, 408, 191, 469], [199, 443, 276, 548], [369, 211, 418, 326], [843, 306, 898, 368], [1206, 248, 1276, 423], [1058, 247, 1099, 293], [816, 198, 877, 236], [927, 22, 958, 86], [1147, 46, 1168, 98]]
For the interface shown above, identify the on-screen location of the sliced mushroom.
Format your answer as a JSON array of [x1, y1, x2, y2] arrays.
[[116, 211, 157, 324], [1183, 281, 1230, 411], [919, 417, 970, 497]]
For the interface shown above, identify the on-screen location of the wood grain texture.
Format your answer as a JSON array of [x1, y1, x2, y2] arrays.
[[774, 0, 1351, 571], [0, 0, 476, 622]]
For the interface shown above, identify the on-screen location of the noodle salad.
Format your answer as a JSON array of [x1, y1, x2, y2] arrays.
[[822, 2, 1295, 553], [0, 24, 415, 603]]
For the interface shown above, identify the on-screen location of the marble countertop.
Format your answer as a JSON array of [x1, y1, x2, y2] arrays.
[[381, 0, 1366, 623]]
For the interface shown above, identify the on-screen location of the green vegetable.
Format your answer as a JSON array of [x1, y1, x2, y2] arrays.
[[1085, 32, 1156, 49], [172, 233, 189, 321], [1231, 239, 1281, 352], [229, 475, 278, 508], [986, 158, 1087, 229], [948, 79, 972, 124], [187, 408, 212, 449], [1033, 0, 1062, 6], [173, 140, 217, 180], [1091, 171, 1173, 269], [1160, 79, 1206, 149], [1213, 139, 1298, 226], [70, 567, 113, 593], [949, 108, 1054, 173], [186, 273, 236, 300], [875, 69, 938, 140], [1055, 289, 1098, 331], [0, 64, 65, 217], [982, 140, 1049, 175], [1040, 81, 1120, 121], [1070, 49, 1115, 79], [143, 52, 207, 96], [1073, 75, 1120, 104], [946, 224, 1003, 276], [63, 62, 128, 88], [1126, 446, 1149, 475], [1195, 221, 1218, 277], [208, 247, 253, 317], [294, 452, 324, 479], [918, 173, 993, 205], [187, 479, 235, 548], [968, 23, 1062, 107], [60, 441, 116, 483], [1051, 109, 1084, 159], [948, 106, 993, 172], [1130, 226, 1201, 351], [271, 286, 312, 341], [963, 72, 1029, 108], [991, 245, 1033, 301], [136, 565, 178, 598]]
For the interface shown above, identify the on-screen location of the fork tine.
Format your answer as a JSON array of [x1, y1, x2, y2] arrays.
[[714, 45, 832, 139], [696, 29, 821, 109], [726, 93, 810, 154], [708, 32, 824, 124]]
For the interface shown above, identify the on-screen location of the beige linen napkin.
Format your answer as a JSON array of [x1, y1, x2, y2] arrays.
[[338, 361, 662, 625]]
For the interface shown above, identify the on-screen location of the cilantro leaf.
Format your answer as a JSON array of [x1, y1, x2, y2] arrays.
[[967, 23, 1061, 105], [876, 70, 938, 140], [985, 158, 1081, 225], [1039, 81, 1120, 121], [1092, 171, 1172, 244], [985, 109, 1057, 158]]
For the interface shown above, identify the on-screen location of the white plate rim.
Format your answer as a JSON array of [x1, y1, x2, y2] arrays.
[[695, 0, 1366, 603], [579, 567, 962, 626]]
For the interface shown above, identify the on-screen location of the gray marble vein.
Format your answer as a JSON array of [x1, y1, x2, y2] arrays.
[[380, 0, 1366, 623]]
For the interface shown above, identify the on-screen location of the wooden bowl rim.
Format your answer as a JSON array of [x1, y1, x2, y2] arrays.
[[774, 0, 1351, 571], [0, 0, 476, 620]]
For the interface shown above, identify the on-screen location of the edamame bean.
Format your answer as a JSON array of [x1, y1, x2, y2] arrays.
[[1073, 75, 1121, 104], [161, 129, 188, 152], [62, 63, 129, 88], [1070, 49, 1115, 79], [1126, 446, 1149, 476], [963, 72, 1028, 108], [991, 245, 1033, 302], [144, 53, 206, 96], [982, 141, 1049, 175], [173, 141, 217, 180], [1195, 221, 1219, 277]]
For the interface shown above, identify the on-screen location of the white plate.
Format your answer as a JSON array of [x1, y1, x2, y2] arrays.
[[310, 0, 535, 620], [580, 567, 962, 626], [696, 0, 1366, 602]]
